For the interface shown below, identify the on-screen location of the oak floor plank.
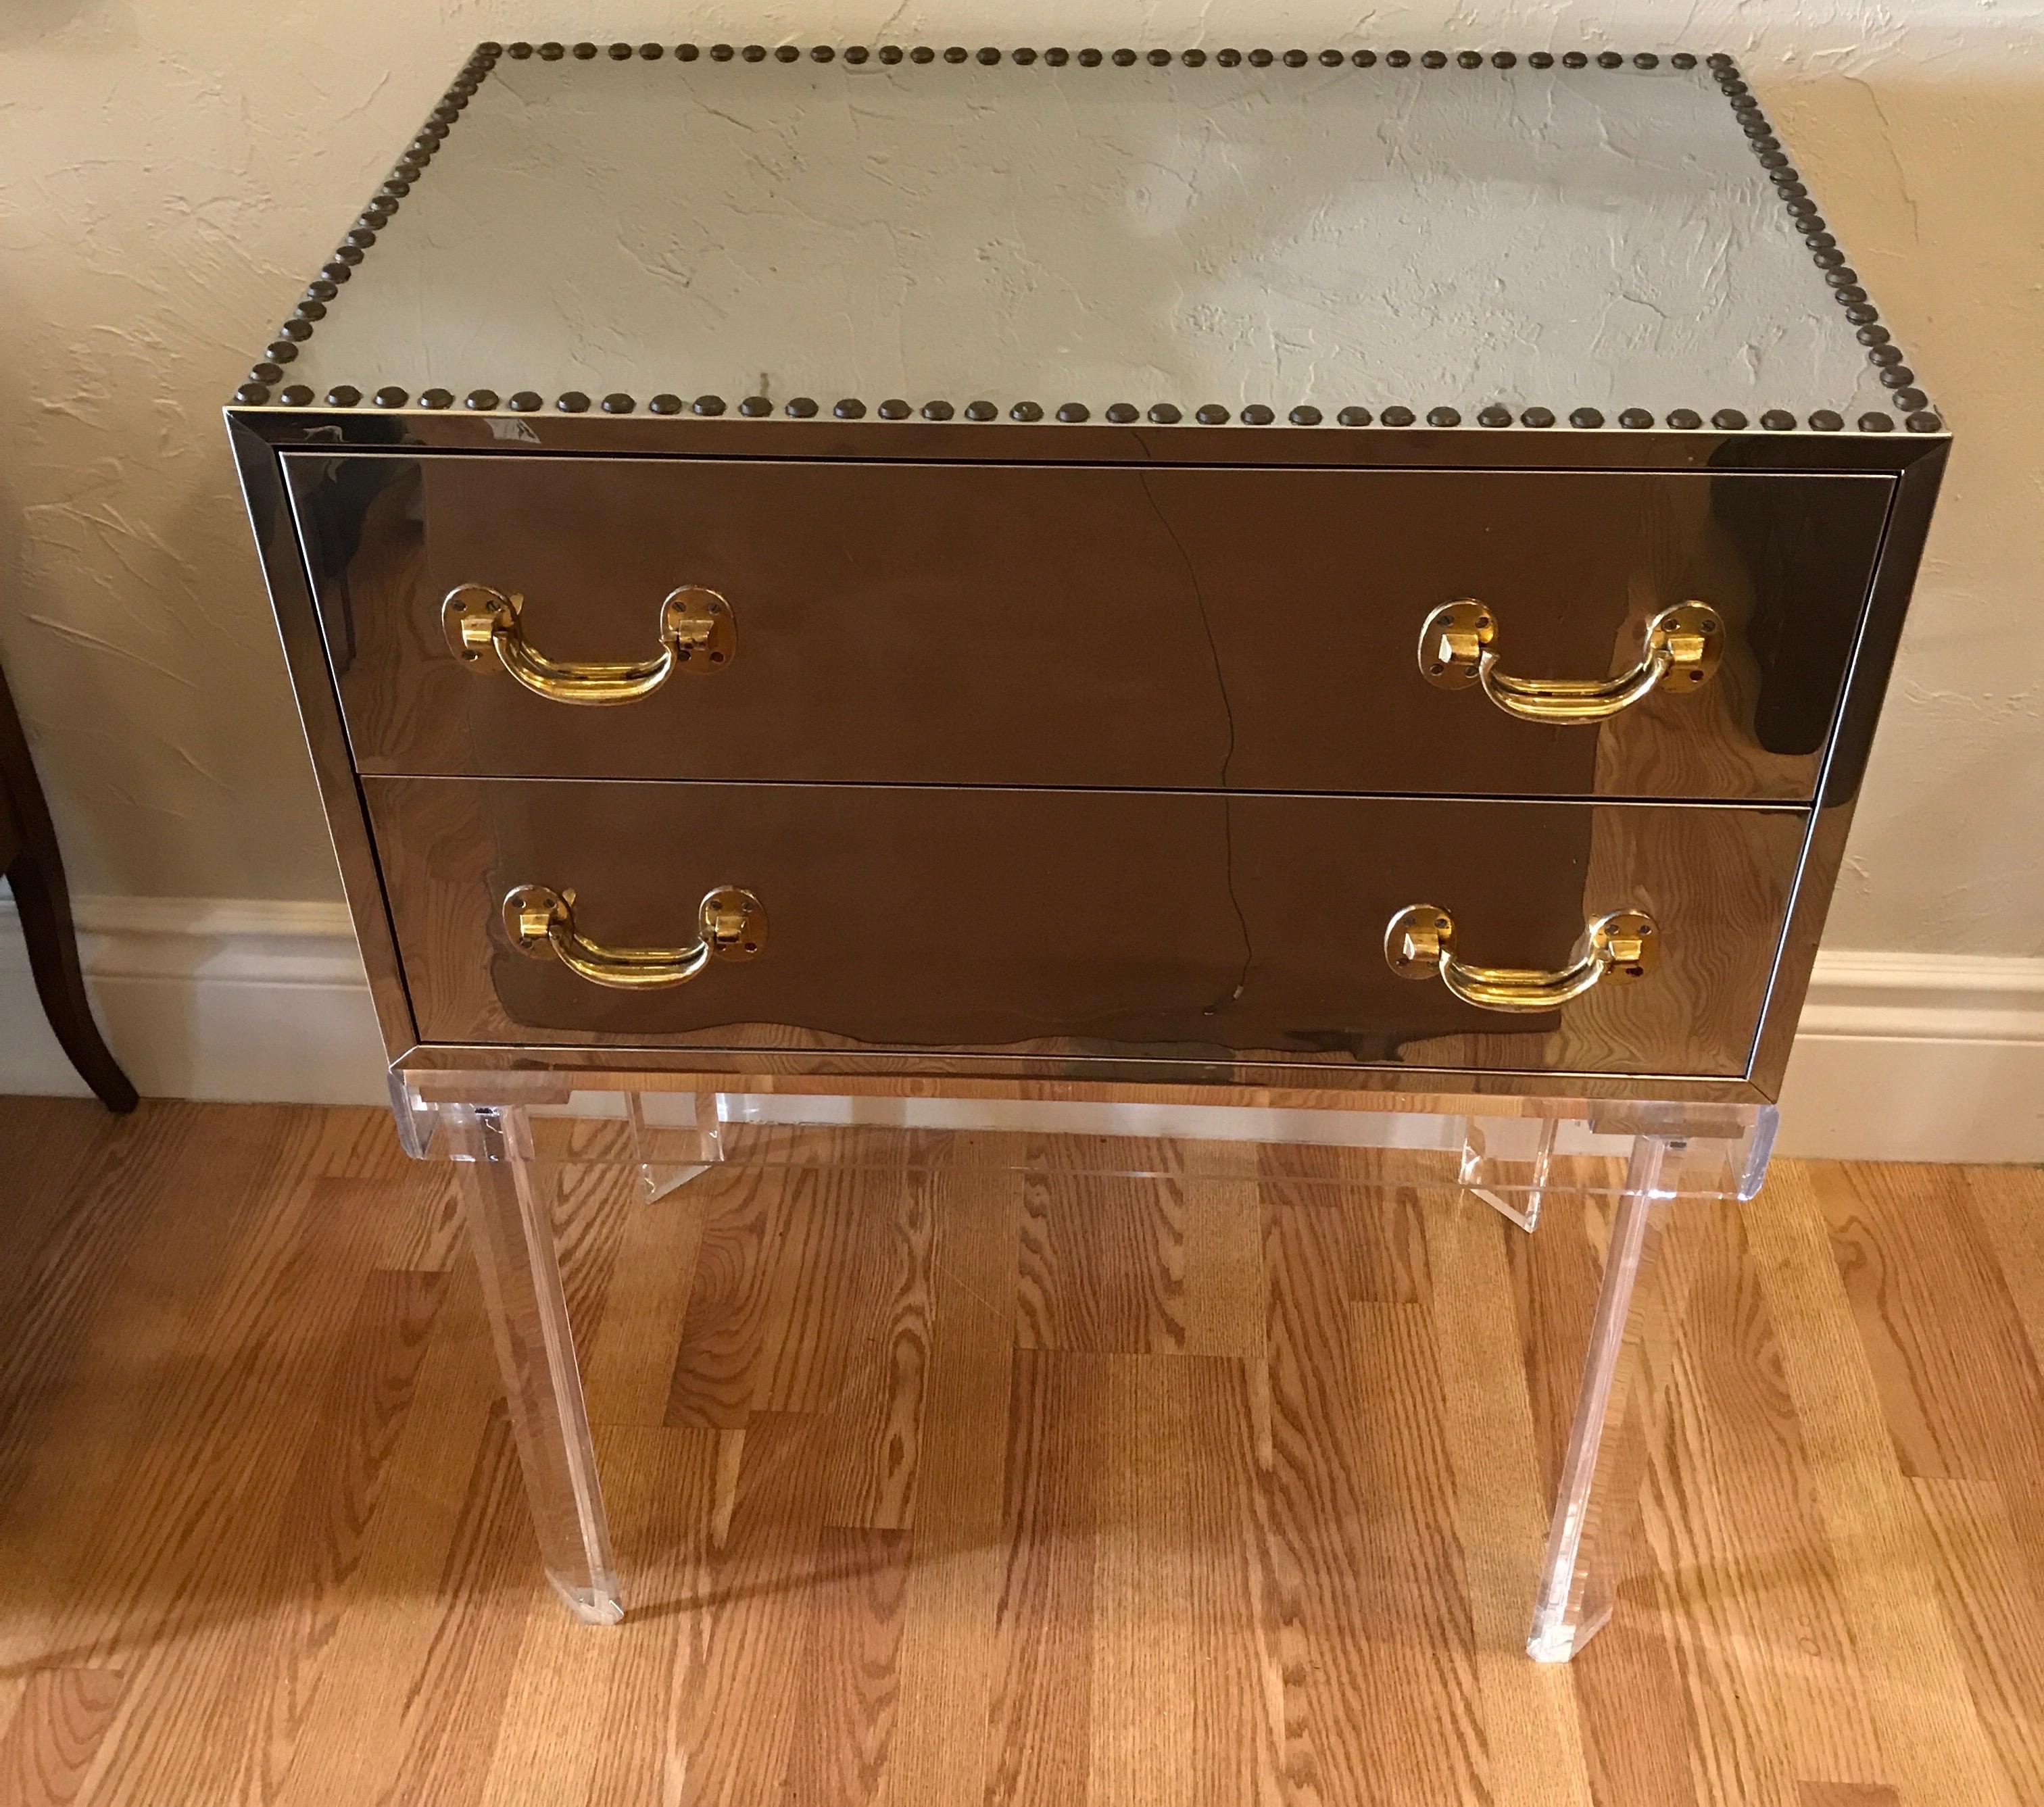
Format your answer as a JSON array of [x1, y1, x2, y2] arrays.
[[3, 1099, 2041, 1807], [579, 1177, 707, 1430], [228, 1266, 449, 1807], [1016, 1147, 1191, 1354], [1745, 1166, 2021, 1807], [265, 1256, 506, 1807], [871, 1142, 1017, 1807], [783, 1526, 913, 1807], [0, 1666, 126, 1807], [1911, 1476, 2044, 1806], [1966, 1166, 2044, 1373], [578, 1423, 721, 1807], [1818, 1162, 2044, 1487]]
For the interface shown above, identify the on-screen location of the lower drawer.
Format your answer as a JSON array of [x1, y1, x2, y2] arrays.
[[366, 779, 1807, 1080]]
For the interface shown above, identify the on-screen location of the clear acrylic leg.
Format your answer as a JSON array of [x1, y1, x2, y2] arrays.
[[448, 1104, 624, 1625], [1526, 1134, 1680, 1662], [625, 1088, 726, 1202], [1459, 1114, 1560, 1232]]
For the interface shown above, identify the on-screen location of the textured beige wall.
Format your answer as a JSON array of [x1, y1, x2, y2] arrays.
[[1, 2, 2039, 952]]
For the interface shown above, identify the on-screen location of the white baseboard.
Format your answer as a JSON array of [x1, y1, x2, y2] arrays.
[[0, 890, 390, 1109], [3, 890, 2039, 1162]]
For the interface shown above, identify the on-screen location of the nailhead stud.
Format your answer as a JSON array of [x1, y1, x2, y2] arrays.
[[879, 399, 912, 419], [464, 388, 497, 410], [418, 388, 453, 409], [1195, 403, 1230, 424], [1893, 387, 1929, 411], [1240, 404, 1274, 425], [786, 396, 819, 417], [1380, 405, 1414, 426], [1619, 407, 1653, 428], [1289, 405, 1323, 425], [1906, 411, 1943, 432], [1338, 405, 1373, 426], [1810, 410, 1844, 431], [1010, 400, 1042, 422], [1056, 401, 1090, 422], [835, 397, 868, 419], [602, 393, 635, 414], [281, 385, 314, 405], [373, 386, 408, 407], [1857, 412, 1893, 431], [1477, 404, 1511, 426], [326, 385, 361, 407], [233, 382, 270, 404], [1520, 406, 1555, 427], [1148, 402, 1182, 423], [1105, 402, 1139, 423], [1713, 408, 1748, 429], [1569, 407, 1603, 428], [1761, 409, 1797, 430], [648, 394, 683, 414], [921, 400, 955, 420], [739, 396, 773, 417], [965, 399, 997, 420], [1426, 406, 1461, 427], [556, 391, 590, 412], [1668, 408, 1702, 429]]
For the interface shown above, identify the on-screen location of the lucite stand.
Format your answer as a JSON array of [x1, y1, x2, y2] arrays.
[[391, 1073, 1775, 1661]]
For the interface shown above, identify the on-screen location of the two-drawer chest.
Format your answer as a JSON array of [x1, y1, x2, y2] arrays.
[[229, 38, 1944, 1658]]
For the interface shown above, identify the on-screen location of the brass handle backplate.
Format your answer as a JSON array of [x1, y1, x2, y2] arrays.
[[504, 883, 766, 990], [1384, 904, 1658, 1012], [444, 583, 733, 705], [1417, 599, 1721, 723]]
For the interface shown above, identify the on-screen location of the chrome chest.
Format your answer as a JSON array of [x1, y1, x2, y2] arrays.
[[228, 40, 1945, 1106]]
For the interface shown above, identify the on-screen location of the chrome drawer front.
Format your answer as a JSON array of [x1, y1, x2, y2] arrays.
[[366, 778, 1805, 1079], [294, 455, 1889, 801]]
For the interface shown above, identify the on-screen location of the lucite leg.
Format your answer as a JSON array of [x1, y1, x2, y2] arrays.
[[1460, 1114, 1561, 1231], [1526, 1134, 1680, 1662], [449, 1104, 624, 1624], [625, 1087, 726, 1201]]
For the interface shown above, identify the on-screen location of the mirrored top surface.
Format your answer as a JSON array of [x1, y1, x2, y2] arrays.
[[276, 47, 1912, 428]]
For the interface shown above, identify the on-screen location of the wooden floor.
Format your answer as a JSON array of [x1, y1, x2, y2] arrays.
[[0, 1098, 2039, 1806]]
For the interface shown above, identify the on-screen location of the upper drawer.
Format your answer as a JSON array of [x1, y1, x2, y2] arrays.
[[287, 453, 1891, 800]]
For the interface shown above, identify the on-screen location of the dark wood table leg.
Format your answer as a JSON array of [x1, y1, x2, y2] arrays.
[[0, 664, 138, 1113]]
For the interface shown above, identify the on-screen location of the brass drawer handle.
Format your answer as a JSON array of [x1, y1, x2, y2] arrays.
[[443, 583, 734, 705], [1384, 904, 1658, 1012], [1417, 600, 1721, 723], [504, 883, 766, 989]]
